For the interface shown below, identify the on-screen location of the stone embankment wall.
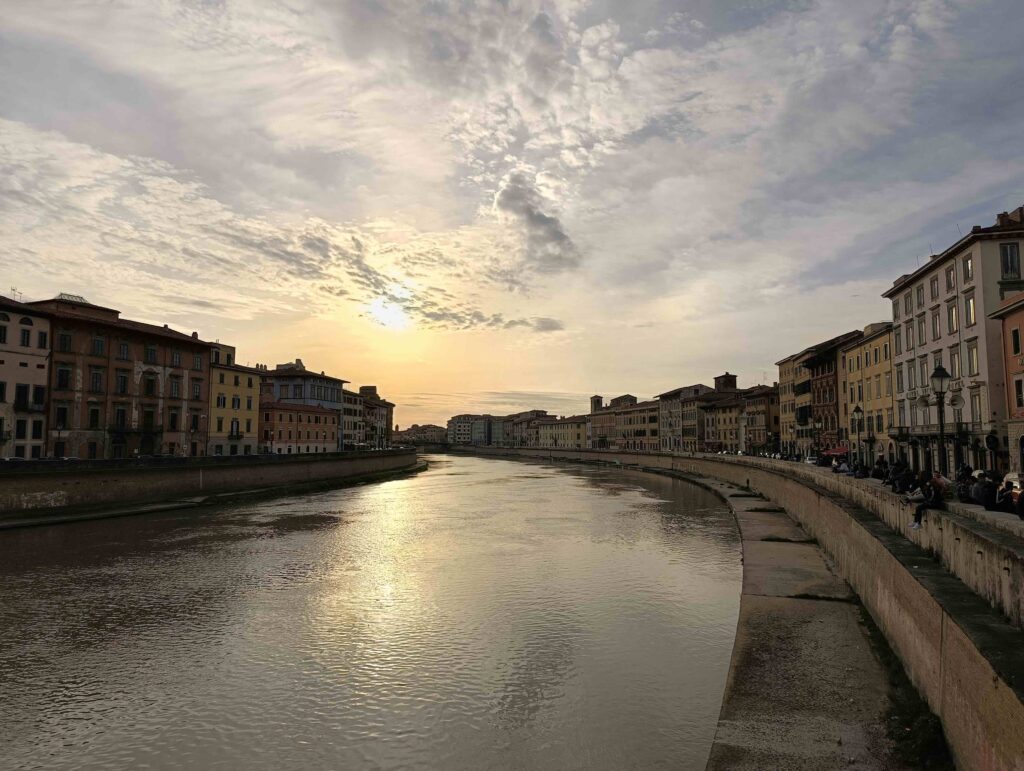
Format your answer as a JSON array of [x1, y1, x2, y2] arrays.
[[0, 450, 418, 515], [459, 447, 1024, 771]]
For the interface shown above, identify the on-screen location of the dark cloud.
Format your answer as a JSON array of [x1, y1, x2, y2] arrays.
[[495, 172, 580, 273]]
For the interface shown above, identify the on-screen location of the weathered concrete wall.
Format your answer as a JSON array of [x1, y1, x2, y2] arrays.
[[0, 450, 419, 514], [458, 447, 1024, 771]]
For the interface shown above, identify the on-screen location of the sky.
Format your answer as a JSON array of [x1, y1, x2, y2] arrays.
[[2, 0, 1024, 427]]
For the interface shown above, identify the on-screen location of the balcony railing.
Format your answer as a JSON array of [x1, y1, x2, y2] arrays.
[[228, 431, 244, 440], [0, 430, 11, 443], [107, 424, 164, 435]]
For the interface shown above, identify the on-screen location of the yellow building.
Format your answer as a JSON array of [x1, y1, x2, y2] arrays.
[[537, 414, 588, 448], [841, 322, 895, 464], [208, 343, 261, 456]]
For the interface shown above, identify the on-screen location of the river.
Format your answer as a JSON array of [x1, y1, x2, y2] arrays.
[[0, 454, 741, 770]]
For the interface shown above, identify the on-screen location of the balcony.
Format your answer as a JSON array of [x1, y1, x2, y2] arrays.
[[0, 430, 11, 443], [228, 431, 244, 440]]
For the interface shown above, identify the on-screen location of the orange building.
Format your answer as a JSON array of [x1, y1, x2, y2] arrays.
[[990, 295, 1024, 471], [259, 400, 338, 455]]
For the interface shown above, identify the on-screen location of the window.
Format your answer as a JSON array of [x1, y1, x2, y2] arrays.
[[908, 364, 917, 390], [916, 285, 924, 308], [37, 331, 47, 349], [144, 377, 156, 397], [114, 407, 127, 428], [883, 342, 890, 360], [1015, 379, 1024, 409], [20, 329, 30, 346], [895, 365, 904, 393], [917, 317, 926, 344], [169, 410, 179, 431], [965, 295, 976, 326], [172, 351, 181, 367], [119, 342, 129, 360], [967, 341, 979, 376], [192, 380, 201, 399], [32, 385, 44, 406], [931, 310, 940, 340], [116, 371, 129, 395], [58, 332, 71, 352], [0, 325, 5, 344], [231, 395, 240, 409], [950, 348, 961, 378], [1000, 243, 1020, 279], [0, 382, 5, 402], [873, 347, 880, 365], [191, 413, 200, 430], [31, 420, 43, 440], [193, 354, 202, 370], [92, 337, 105, 356], [963, 254, 974, 282], [919, 359, 927, 387], [15, 419, 26, 439], [1014, 328, 1021, 356], [945, 265, 955, 291], [885, 372, 892, 396], [906, 322, 914, 350], [246, 396, 252, 410], [947, 302, 958, 334], [894, 327, 902, 355], [89, 369, 103, 393], [293, 384, 303, 398], [216, 417, 224, 432], [970, 391, 982, 423], [55, 405, 68, 429], [218, 373, 225, 384], [930, 276, 939, 299], [144, 345, 157, 364], [233, 375, 240, 387], [170, 377, 181, 398], [88, 407, 100, 429]]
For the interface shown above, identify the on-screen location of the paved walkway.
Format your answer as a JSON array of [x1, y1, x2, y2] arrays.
[[695, 476, 910, 770]]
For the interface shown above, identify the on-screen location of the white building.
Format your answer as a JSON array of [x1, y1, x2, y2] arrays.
[[883, 207, 1024, 471]]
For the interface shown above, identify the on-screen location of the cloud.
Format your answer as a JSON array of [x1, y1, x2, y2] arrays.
[[495, 170, 580, 273]]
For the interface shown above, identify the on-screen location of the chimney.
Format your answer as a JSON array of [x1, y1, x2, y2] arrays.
[[191, 331, 198, 339]]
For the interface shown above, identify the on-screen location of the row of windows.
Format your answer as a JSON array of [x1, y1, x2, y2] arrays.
[[894, 342, 979, 393], [895, 391, 983, 427], [262, 412, 337, 425], [215, 394, 254, 410], [0, 382, 45, 406], [53, 366, 204, 399], [846, 342, 891, 372], [0, 324, 47, 349], [894, 295, 974, 354], [217, 372, 255, 388], [894, 253, 977, 320], [264, 429, 337, 441], [51, 404, 203, 432], [53, 332, 204, 369]]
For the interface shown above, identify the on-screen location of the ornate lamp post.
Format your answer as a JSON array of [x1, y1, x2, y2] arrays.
[[813, 417, 823, 459], [852, 405, 863, 466], [929, 364, 952, 477]]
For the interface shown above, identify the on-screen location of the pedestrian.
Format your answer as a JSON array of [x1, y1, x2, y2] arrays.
[[911, 476, 943, 529], [996, 479, 1016, 514]]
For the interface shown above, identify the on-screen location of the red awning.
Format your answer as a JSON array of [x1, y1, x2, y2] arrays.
[[823, 447, 849, 456]]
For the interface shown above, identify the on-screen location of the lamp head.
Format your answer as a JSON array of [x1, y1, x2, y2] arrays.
[[852, 405, 863, 416], [930, 364, 952, 395]]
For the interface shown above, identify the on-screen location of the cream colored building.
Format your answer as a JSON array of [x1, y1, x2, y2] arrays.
[[208, 343, 260, 456], [840, 323, 894, 464], [538, 414, 588, 448], [0, 296, 50, 459]]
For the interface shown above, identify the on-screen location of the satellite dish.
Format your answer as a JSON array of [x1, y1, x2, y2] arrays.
[[949, 394, 964, 409], [916, 395, 931, 409]]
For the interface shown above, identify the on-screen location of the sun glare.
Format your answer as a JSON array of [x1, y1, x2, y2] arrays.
[[367, 298, 410, 330]]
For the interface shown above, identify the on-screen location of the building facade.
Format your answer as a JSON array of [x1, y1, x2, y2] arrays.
[[989, 294, 1024, 471], [359, 386, 394, 449], [883, 207, 1024, 472], [739, 385, 780, 454], [840, 323, 894, 465], [656, 384, 713, 452], [537, 414, 588, 448], [260, 359, 348, 450], [28, 294, 211, 459], [447, 414, 479, 445], [0, 297, 50, 459], [258, 400, 338, 454], [208, 343, 261, 456]]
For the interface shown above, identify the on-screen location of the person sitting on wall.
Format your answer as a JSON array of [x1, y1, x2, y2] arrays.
[[971, 473, 988, 506], [910, 476, 943, 530], [981, 472, 1000, 511], [996, 479, 1016, 514]]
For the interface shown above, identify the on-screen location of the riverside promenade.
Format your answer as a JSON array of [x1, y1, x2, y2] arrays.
[[455, 447, 1024, 771]]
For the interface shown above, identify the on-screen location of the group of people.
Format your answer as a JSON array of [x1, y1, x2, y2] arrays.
[[876, 459, 1024, 529]]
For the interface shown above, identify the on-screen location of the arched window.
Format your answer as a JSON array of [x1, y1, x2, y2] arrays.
[[0, 312, 9, 321], [19, 316, 33, 326]]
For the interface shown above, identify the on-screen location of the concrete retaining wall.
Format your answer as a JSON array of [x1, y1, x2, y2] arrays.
[[458, 447, 1024, 771], [0, 450, 419, 514]]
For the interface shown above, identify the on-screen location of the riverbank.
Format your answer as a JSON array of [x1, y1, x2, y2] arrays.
[[0, 459, 427, 530]]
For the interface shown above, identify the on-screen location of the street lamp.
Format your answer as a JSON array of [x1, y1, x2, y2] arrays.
[[930, 364, 952, 477], [813, 417, 823, 459], [852, 405, 863, 466]]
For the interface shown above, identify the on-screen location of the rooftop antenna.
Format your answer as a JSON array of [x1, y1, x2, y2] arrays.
[[9, 286, 22, 302], [956, 222, 962, 237]]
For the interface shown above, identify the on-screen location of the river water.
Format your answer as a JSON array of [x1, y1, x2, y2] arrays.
[[0, 454, 741, 770]]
